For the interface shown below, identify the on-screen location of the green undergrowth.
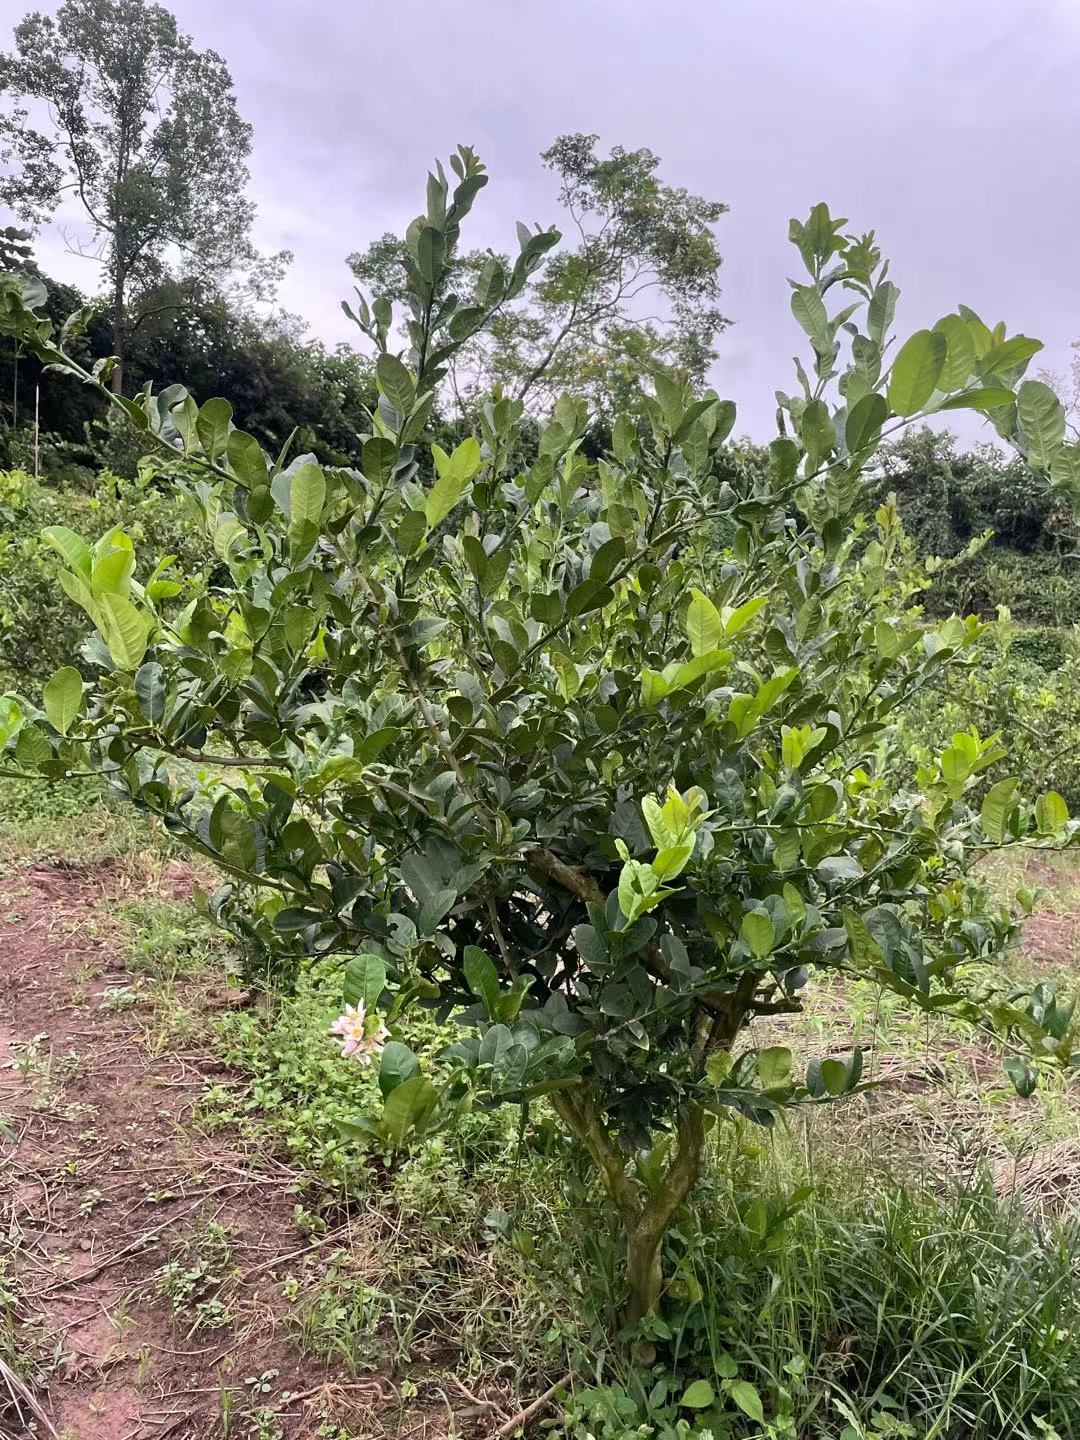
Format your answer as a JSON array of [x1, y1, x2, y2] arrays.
[[5, 786, 1080, 1438], [197, 960, 1080, 1438]]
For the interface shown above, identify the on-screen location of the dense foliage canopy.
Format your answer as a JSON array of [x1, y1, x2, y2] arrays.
[[2, 150, 1078, 1324]]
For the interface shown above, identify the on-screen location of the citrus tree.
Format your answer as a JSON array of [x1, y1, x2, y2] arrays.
[[1, 150, 1077, 1325]]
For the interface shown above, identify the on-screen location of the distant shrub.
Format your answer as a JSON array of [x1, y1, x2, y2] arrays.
[[1010, 624, 1067, 672]]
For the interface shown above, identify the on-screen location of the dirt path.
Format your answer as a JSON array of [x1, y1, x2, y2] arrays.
[[0, 858, 403, 1440]]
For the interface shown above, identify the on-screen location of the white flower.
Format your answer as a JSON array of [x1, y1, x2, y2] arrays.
[[328, 1001, 389, 1063]]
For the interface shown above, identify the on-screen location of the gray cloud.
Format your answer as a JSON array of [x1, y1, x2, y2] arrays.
[[18, 0, 1080, 439]]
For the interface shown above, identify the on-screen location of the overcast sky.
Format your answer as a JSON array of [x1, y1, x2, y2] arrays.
[[17, 0, 1080, 440]]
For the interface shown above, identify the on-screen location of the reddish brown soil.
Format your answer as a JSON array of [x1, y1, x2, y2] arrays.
[[0, 859, 427, 1440]]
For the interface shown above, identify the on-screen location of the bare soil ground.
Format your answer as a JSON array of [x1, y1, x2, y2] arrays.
[[0, 857, 420, 1440]]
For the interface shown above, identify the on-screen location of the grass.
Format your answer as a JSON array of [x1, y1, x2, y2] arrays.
[[6, 783, 1080, 1436]]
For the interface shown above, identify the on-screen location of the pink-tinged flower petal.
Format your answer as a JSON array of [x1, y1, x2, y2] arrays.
[[340, 1036, 359, 1057]]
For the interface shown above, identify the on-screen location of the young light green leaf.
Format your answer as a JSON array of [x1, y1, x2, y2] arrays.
[[867, 280, 898, 346], [936, 386, 1017, 412], [888, 330, 947, 415], [685, 589, 724, 657], [41, 525, 92, 576], [981, 778, 1020, 845], [43, 666, 83, 735], [1035, 791, 1069, 834], [932, 313, 976, 392], [679, 1380, 715, 1410], [425, 437, 482, 528], [741, 910, 775, 959], [727, 1380, 765, 1423], [1017, 380, 1065, 470], [98, 594, 152, 669]]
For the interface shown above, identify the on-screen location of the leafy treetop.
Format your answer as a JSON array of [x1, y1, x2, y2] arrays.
[[347, 133, 728, 423], [0, 0, 286, 391]]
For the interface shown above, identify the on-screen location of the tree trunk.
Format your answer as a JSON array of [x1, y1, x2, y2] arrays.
[[623, 1103, 706, 1325], [552, 1090, 707, 1328], [110, 268, 125, 395]]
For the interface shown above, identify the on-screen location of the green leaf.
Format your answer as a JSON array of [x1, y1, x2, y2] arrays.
[[15, 724, 51, 770], [888, 330, 947, 415], [41, 525, 92, 576], [135, 661, 167, 725], [757, 1046, 792, 1089], [425, 437, 482, 527], [196, 397, 233, 460], [727, 1380, 765, 1423], [380, 1074, 438, 1147], [679, 1380, 715, 1410], [363, 436, 397, 485], [1035, 791, 1069, 834], [819, 1057, 848, 1096], [1004, 1054, 1038, 1099], [343, 954, 387, 1012], [464, 945, 500, 1019], [845, 391, 887, 453], [936, 386, 1017, 412], [1017, 380, 1065, 470], [741, 910, 775, 959], [686, 589, 724, 657], [417, 226, 445, 285], [932, 314, 976, 392], [980, 778, 1020, 845], [226, 430, 268, 489], [376, 352, 416, 415], [378, 1040, 420, 1097], [43, 666, 82, 735]]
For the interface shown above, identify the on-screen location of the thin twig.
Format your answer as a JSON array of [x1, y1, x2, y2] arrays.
[[495, 1372, 573, 1436]]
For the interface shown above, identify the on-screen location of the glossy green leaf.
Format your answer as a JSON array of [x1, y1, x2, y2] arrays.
[[1017, 380, 1065, 470], [679, 1380, 715, 1410], [932, 314, 976, 392], [425, 437, 482, 527], [196, 396, 233, 459], [42, 666, 82, 735], [888, 330, 946, 416], [686, 589, 724, 657], [376, 352, 415, 414], [742, 910, 775, 959]]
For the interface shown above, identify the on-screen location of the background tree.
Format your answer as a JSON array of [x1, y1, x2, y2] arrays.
[[347, 133, 728, 424], [869, 429, 1080, 626], [0, 0, 284, 393]]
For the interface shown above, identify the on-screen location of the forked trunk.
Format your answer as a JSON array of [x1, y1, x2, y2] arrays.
[[553, 1090, 707, 1327]]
